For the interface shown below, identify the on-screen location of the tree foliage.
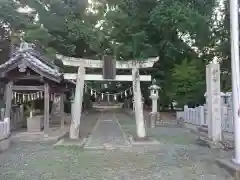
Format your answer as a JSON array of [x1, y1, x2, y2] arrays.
[[0, 0, 227, 107], [170, 59, 205, 107]]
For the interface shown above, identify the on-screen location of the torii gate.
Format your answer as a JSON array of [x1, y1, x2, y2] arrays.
[[56, 54, 159, 139]]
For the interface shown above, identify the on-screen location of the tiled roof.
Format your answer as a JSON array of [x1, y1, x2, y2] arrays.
[[0, 47, 62, 81]]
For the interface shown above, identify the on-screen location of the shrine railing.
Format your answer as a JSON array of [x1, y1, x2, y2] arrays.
[[176, 105, 234, 133]]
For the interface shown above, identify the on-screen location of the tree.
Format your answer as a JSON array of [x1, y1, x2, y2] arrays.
[[0, 0, 219, 107], [170, 59, 205, 107]]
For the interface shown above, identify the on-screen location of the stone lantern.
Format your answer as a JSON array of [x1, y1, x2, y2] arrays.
[[148, 79, 160, 128]]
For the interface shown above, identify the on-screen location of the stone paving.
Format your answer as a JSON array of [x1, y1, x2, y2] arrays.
[[0, 111, 235, 180], [84, 111, 128, 149]]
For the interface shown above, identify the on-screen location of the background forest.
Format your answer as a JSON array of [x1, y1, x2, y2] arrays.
[[0, 0, 232, 108]]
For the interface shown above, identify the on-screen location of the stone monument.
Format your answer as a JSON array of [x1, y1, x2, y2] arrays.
[[206, 62, 222, 142]]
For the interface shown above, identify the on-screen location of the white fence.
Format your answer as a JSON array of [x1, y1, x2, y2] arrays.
[[0, 112, 10, 141], [0, 107, 10, 140], [177, 104, 234, 133]]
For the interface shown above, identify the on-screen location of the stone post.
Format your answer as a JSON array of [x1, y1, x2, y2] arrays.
[[184, 105, 188, 122], [132, 67, 146, 138], [199, 106, 205, 125], [206, 62, 222, 142], [5, 81, 13, 119], [44, 83, 50, 133], [60, 93, 65, 128], [70, 65, 85, 139]]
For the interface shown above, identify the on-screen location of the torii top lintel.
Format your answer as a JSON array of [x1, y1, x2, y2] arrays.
[[56, 54, 159, 69]]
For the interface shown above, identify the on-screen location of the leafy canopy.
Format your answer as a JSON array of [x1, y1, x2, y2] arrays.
[[0, 0, 223, 107]]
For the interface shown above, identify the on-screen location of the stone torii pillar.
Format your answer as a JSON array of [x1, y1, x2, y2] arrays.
[[132, 67, 146, 138], [70, 65, 85, 139]]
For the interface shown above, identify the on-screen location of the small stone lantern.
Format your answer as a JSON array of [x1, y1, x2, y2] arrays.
[[148, 79, 160, 128]]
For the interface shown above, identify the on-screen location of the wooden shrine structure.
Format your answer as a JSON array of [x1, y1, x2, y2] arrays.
[[0, 43, 74, 132]]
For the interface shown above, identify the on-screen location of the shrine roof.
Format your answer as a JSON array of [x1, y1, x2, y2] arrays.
[[0, 45, 63, 82]]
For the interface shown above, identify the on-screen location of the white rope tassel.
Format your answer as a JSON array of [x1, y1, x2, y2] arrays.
[[90, 89, 93, 96], [114, 94, 117, 101], [124, 90, 127, 97], [101, 93, 104, 100]]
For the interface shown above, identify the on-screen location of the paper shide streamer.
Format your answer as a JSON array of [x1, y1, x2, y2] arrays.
[[11, 91, 57, 103]]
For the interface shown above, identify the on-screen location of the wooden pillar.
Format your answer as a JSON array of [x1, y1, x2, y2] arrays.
[[60, 93, 65, 128], [5, 81, 13, 119], [20, 105, 24, 125], [44, 83, 50, 132]]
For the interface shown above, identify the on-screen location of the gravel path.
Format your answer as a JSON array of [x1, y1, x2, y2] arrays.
[[0, 111, 234, 180]]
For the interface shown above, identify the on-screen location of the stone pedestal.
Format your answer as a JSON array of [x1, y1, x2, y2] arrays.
[[27, 115, 44, 132], [150, 112, 157, 128], [151, 97, 158, 113]]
